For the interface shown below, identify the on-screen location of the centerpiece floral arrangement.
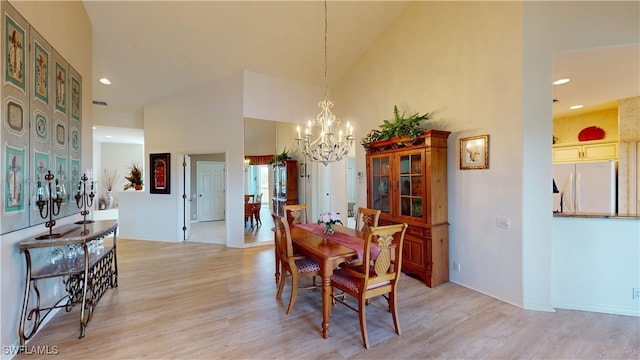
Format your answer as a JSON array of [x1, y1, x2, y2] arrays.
[[124, 162, 143, 191], [318, 211, 342, 234]]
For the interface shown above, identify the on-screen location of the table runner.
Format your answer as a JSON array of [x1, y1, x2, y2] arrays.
[[296, 224, 380, 262]]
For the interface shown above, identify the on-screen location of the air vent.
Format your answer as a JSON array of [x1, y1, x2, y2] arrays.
[[92, 100, 108, 106]]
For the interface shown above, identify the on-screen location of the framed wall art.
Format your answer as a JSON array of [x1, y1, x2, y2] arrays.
[[150, 153, 170, 194], [460, 134, 489, 170]]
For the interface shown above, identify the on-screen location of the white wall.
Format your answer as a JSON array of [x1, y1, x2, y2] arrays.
[[1, 1, 92, 354], [522, 0, 639, 311], [99, 143, 144, 206], [119, 71, 324, 246], [243, 70, 322, 125], [552, 217, 640, 316], [122, 73, 245, 246]]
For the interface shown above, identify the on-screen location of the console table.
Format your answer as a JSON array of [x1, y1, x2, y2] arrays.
[[18, 220, 118, 347]]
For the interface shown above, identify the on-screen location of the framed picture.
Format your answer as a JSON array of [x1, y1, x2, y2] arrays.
[[150, 153, 170, 194], [460, 135, 489, 170]]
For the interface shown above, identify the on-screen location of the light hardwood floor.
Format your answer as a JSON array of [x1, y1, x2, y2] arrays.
[[15, 236, 639, 359]]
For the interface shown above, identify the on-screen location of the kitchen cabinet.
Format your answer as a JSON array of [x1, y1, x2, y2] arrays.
[[272, 160, 297, 216], [366, 130, 450, 287], [553, 140, 618, 163]]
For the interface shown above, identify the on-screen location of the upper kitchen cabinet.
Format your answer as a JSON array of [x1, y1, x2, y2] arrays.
[[553, 140, 618, 163]]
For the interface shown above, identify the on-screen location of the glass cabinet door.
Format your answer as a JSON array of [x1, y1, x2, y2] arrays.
[[279, 167, 286, 197], [398, 152, 423, 219], [370, 155, 391, 214]]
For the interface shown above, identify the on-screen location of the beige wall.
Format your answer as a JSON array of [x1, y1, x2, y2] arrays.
[[334, 0, 525, 307]]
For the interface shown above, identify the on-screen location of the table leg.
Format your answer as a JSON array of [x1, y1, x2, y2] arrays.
[[321, 271, 332, 338]]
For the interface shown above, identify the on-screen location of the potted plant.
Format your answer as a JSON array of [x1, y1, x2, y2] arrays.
[[361, 105, 433, 148], [270, 147, 291, 164], [124, 162, 143, 190]]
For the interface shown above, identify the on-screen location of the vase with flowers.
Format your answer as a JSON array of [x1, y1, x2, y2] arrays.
[[318, 211, 342, 235], [102, 169, 118, 209]]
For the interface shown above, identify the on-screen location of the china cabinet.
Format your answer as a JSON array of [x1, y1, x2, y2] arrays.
[[366, 130, 450, 287], [272, 160, 298, 216]]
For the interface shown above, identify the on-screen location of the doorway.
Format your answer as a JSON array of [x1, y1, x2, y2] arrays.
[[246, 165, 269, 205]]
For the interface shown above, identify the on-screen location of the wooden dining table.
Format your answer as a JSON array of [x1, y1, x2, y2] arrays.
[[289, 224, 365, 339]]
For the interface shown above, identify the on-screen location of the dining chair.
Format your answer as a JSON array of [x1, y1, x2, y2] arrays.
[[283, 204, 308, 225], [330, 223, 408, 348], [253, 193, 263, 226], [355, 207, 381, 233], [272, 213, 320, 315], [244, 201, 256, 227]]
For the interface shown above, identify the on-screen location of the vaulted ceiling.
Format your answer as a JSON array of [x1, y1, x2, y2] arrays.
[[84, 1, 639, 142]]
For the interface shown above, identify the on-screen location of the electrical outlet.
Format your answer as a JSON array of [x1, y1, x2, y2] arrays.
[[496, 217, 511, 229], [452, 261, 461, 273], [633, 288, 640, 300]]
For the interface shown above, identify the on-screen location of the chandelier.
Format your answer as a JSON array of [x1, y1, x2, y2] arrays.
[[296, 0, 354, 166]]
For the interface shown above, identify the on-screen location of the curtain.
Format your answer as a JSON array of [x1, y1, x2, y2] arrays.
[[245, 155, 274, 166]]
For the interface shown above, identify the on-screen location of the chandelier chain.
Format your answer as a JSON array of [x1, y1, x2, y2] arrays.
[[323, 0, 328, 101]]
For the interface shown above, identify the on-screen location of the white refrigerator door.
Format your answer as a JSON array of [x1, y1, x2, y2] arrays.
[[575, 160, 616, 214], [553, 163, 576, 213]]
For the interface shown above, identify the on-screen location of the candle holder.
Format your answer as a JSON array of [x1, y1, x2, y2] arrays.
[[35, 170, 64, 240], [74, 173, 95, 224]]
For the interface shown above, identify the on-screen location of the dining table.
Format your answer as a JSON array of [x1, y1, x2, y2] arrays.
[[289, 223, 366, 339]]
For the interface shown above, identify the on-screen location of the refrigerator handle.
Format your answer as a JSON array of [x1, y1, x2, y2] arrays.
[[575, 171, 581, 212]]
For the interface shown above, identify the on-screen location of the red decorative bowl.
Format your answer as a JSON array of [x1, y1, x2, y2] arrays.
[[578, 126, 605, 141]]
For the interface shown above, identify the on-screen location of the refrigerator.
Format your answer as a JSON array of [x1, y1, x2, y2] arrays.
[[552, 160, 616, 214]]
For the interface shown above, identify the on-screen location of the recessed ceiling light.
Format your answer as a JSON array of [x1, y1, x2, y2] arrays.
[[553, 78, 570, 85], [570, 105, 583, 110], [99, 78, 111, 85], [92, 126, 97, 130]]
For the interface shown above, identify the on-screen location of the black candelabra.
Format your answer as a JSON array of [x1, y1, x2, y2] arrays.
[[35, 170, 64, 240], [74, 173, 95, 224]]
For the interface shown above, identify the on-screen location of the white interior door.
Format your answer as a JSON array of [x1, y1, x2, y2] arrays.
[[182, 154, 192, 240], [197, 161, 225, 221]]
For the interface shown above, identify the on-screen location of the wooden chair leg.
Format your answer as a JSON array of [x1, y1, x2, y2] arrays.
[[390, 291, 401, 335], [276, 269, 286, 300], [358, 296, 369, 349], [254, 208, 262, 226], [286, 273, 299, 315]]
